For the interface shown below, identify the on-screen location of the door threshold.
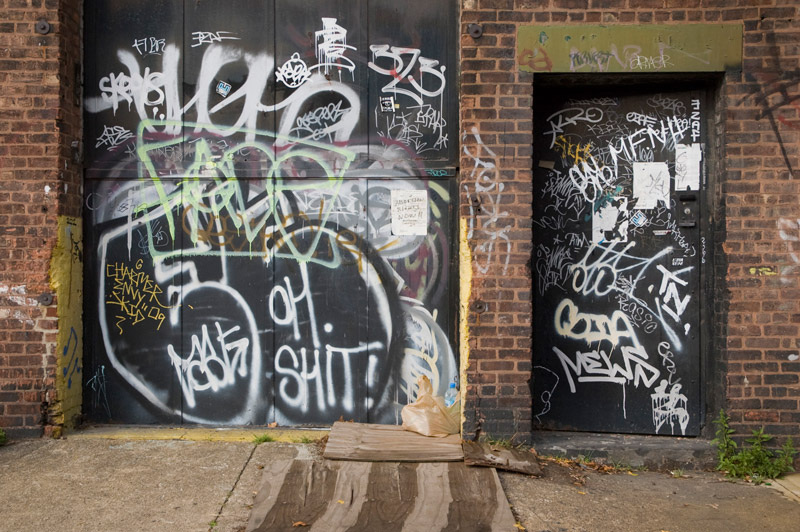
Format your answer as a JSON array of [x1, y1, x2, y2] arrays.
[[65, 424, 329, 443], [531, 430, 715, 471]]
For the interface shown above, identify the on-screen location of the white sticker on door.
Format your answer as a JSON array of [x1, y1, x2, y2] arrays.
[[633, 162, 669, 209], [592, 196, 629, 243], [675, 143, 702, 191]]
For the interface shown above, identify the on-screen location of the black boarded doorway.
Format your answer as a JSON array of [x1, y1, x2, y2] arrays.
[[532, 85, 704, 435]]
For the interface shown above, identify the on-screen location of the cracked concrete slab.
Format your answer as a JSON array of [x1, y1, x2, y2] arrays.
[[501, 465, 800, 532], [214, 443, 301, 532], [0, 438, 257, 532], [3, 434, 799, 532]]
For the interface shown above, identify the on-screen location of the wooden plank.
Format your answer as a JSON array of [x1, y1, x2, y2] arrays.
[[489, 467, 519, 531], [771, 474, 800, 504], [441, 464, 502, 532], [309, 462, 373, 532], [246, 459, 294, 531], [463, 441, 542, 476], [248, 460, 519, 531], [248, 460, 338, 531], [400, 462, 452, 532], [347, 462, 419, 532], [779, 472, 800, 491], [324, 422, 463, 462]]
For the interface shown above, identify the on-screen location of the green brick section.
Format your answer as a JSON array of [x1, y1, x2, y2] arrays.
[[517, 23, 743, 73]]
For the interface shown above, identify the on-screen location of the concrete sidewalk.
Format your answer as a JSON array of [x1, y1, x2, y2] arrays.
[[0, 437, 296, 532], [1, 428, 799, 532]]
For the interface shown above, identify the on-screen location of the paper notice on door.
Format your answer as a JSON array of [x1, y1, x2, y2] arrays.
[[391, 189, 428, 236], [633, 162, 669, 209], [592, 196, 629, 244], [675, 143, 702, 191]]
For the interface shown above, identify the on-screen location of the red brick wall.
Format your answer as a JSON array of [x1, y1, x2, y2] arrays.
[[461, 0, 536, 442], [0, 0, 82, 438], [460, 0, 800, 443], [2, 0, 799, 442]]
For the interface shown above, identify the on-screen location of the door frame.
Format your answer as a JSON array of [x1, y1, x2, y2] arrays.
[[530, 73, 726, 437]]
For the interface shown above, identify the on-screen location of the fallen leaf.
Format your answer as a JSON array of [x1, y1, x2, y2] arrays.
[[627, 471, 638, 476], [337, 500, 345, 504], [292, 521, 309, 527], [577, 491, 587, 495], [514, 523, 526, 530], [268, 421, 278, 428]]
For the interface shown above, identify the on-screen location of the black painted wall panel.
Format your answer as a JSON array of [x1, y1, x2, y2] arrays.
[[82, 0, 458, 426]]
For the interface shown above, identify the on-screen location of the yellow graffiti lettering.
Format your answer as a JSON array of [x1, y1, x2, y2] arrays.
[[106, 261, 171, 334], [553, 135, 594, 166], [748, 266, 777, 276]]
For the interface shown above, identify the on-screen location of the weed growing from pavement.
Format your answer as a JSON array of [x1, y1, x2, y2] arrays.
[[476, 434, 649, 475], [608, 458, 644, 473], [478, 433, 527, 450], [252, 433, 275, 445], [0, 428, 6, 446], [540, 454, 646, 475], [712, 409, 797, 484]]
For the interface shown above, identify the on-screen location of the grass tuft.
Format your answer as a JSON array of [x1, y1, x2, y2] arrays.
[[253, 433, 275, 445]]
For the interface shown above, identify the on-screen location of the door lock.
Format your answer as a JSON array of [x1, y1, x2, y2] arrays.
[[677, 193, 697, 228]]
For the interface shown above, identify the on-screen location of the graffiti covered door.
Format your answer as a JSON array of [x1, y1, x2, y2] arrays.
[[82, 0, 459, 426], [532, 87, 705, 435]]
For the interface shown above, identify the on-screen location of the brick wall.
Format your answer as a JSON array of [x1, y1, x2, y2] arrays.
[[723, 1, 800, 439], [460, 0, 800, 443], [1, 0, 798, 442], [0, 0, 82, 438], [461, 0, 536, 442]]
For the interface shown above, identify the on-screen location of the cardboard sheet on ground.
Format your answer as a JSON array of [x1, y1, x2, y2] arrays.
[[324, 422, 463, 462], [246, 460, 517, 531]]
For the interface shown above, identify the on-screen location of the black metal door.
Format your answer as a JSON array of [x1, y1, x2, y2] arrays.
[[532, 86, 704, 435], [82, 0, 459, 426]]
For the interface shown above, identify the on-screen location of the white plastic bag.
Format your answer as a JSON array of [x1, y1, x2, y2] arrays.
[[401, 375, 460, 437]]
